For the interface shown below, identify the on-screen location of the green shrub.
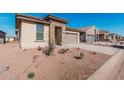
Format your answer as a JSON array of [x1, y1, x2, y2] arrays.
[[42, 40, 55, 56], [27, 72, 35, 79]]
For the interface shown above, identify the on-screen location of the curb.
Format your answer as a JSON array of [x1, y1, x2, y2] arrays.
[[87, 49, 124, 80]]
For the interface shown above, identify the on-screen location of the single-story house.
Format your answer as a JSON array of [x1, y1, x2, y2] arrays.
[[98, 30, 110, 42], [16, 14, 80, 49], [109, 33, 118, 42], [6, 35, 15, 42], [0, 30, 6, 44], [79, 25, 99, 43]]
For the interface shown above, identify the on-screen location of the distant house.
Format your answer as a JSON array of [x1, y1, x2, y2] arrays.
[[109, 33, 118, 42], [98, 30, 110, 42], [16, 14, 80, 49], [6, 35, 15, 42], [79, 25, 99, 43], [0, 30, 6, 44]]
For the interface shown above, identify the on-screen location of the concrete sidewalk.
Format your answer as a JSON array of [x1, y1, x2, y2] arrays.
[[65, 43, 119, 55], [87, 49, 124, 80]]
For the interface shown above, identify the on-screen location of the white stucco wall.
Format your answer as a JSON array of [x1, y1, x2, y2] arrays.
[[20, 20, 49, 49]]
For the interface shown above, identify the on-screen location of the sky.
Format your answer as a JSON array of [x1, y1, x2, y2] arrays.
[[0, 13, 124, 36]]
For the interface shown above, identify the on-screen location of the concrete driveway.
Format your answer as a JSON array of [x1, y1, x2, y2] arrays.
[[65, 43, 119, 55]]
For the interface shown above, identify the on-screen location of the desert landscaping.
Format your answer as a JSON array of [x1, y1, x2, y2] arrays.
[[0, 42, 111, 80]]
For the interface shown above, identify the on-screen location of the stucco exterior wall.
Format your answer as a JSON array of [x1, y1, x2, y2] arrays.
[[20, 20, 49, 49], [85, 26, 99, 42], [86, 26, 99, 35]]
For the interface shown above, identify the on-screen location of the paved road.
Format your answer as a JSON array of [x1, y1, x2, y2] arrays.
[[65, 44, 119, 55]]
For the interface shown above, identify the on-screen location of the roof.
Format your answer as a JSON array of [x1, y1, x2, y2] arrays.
[[79, 26, 91, 31], [44, 14, 68, 23], [66, 26, 82, 32], [0, 30, 6, 34], [79, 26, 96, 32], [98, 30, 109, 34], [16, 14, 50, 24]]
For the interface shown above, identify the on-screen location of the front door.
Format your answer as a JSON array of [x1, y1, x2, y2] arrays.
[[55, 27, 62, 46]]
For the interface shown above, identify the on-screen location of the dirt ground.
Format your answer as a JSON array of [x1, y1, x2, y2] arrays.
[[0, 42, 111, 80]]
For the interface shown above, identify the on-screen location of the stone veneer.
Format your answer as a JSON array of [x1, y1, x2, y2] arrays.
[[49, 20, 66, 45]]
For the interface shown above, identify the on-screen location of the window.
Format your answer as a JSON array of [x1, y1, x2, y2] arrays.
[[36, 24, 44, 40]]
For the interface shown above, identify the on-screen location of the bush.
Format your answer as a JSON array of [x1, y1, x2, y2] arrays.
[[58, 48, 69, 54], [42, 40, 55, 56], [90, 51, 96, 55], [92, 51, 96, 55], [74, 52, 84, 60], [27, 72, 35, 79], [37, 46, 42, 51]]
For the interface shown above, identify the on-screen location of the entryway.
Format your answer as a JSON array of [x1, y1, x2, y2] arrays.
[[55, 27, 62, 46]]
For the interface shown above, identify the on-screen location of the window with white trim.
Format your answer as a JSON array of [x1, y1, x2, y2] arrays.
[[36, 24, 44, 40]]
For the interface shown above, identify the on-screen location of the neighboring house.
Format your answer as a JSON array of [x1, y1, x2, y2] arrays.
[[16, 14, 80, 49], [79, 25, 99, 43], [6, 35, 15, 42], [0, 30, 6, 44], [98, 30, 110, 42], [109, 33, 118, 42]]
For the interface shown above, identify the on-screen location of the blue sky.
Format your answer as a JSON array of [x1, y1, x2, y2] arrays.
[[0, 13, 124, 36]]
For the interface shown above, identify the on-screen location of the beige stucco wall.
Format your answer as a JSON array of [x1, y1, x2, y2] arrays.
[[86, 26, 99, 35], [20, 20, 49, 49]]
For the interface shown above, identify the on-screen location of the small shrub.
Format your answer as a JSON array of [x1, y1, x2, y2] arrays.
[[37, 46, 42, 51], [58, 48, 69, 54], [42, 40, 55, 56], [27, 72, 35, 79], [92, 51, 96, 55], [0, 66, 9, 73], [23, 49, 26, 51], [90, 51, 96, 55], [74, 52, 84, 60]]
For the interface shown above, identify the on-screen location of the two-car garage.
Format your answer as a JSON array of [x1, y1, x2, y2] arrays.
[[64, 30, 80, 45]]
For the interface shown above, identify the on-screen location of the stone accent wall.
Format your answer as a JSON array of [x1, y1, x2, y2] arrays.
[[49, 21, 66, 45]]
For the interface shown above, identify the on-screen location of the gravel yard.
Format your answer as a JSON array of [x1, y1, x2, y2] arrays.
[[0, 42, 111, 80]]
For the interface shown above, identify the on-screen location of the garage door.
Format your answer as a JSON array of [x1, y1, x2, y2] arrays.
[[0, 38, 4, 44], [65, 33, 78, 45]]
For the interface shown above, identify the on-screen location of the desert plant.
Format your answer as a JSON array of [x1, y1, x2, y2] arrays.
[[0, 66, 9, 73], [37, 46, 42, 51], [92, 51, 96, 55], [90, 51, 96, 55], [74, 52, 84, 60], [42, 40, 55, 56], [27, 72, 35, 79], [58, 48, 69, 54]]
